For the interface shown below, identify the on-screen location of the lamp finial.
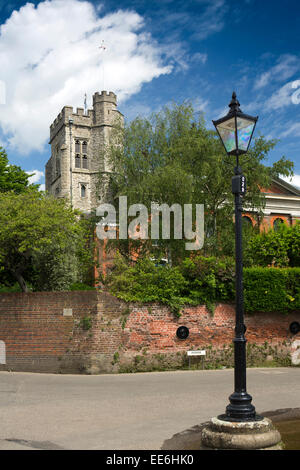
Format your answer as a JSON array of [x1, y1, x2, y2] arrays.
[[228, 91, 241, 114]]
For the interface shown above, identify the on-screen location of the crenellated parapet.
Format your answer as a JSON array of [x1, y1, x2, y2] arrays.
[[93, 90, 117, 105], [50, 106, 93, 142], [92, 91, 119, 127]]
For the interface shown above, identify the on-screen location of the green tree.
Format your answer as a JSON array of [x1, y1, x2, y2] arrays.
[[99, 102, 294, 263], [0, 191, 94, 292], [245, 222, 300, 267], [0, 147, 39, 193]]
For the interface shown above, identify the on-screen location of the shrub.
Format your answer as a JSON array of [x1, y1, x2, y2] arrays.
[[106, 254, 235, 315], [106, 254, 189, 316], [0, 283, 22, 292], [106, 254, 300, 316], [179, 255, 235, 304], [79, 316, 93, 330], [244, 267, 300, 313]]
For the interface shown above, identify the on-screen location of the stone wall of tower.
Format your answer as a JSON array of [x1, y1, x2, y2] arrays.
[[91, 91, 123, 203], [68, 109, 93, 211], [45, 91, 123, 212]]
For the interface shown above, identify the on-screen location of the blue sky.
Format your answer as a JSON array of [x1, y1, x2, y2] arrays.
[[0, 0, 300, 189]]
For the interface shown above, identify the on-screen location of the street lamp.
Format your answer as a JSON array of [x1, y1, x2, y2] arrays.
[[212, 92, 261, 422]]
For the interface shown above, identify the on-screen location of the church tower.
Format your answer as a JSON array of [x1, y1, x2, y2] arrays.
[[45, 91, 123, 212]]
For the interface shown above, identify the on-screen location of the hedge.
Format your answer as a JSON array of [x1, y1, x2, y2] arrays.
[[106, 256, 300, 316], [244, 267, 300, 313]]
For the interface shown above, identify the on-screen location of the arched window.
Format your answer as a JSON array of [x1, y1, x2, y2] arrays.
[[75, 154, 81, 168], [82, 155, 88, 169], [74, 140, 88, 169], [242, 216, 253, 229], [82, 141, 87, 154], [75, 140, 80, 153], [273, 218, 284, 231], [81, 184, 86, 198]]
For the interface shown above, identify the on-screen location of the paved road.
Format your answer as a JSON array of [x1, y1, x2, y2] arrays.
[[0, 368, 299, 450]]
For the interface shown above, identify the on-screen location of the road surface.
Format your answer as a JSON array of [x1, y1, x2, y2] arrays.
[[0, 367, 299, 450]]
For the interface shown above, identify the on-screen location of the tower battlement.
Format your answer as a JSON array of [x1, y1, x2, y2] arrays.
[[50, 106, 93, 142], [49, 91, 118, 141], [93, 90, 117, 105]]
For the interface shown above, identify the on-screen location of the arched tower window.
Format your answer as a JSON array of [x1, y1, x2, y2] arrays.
[[81, 184, 86, 198], [75, 140, 81, 153], [82, 141, 87, 154], [75, 154, 81, 168], [82, 155, 88, 169], [74, 140, 88, 169]]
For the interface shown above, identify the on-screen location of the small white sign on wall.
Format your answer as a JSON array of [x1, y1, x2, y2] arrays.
[[63, 308, 73, 317], [187, 350, 206, 356], [187, 349, 206, 370], [0, 341, 6, 364]]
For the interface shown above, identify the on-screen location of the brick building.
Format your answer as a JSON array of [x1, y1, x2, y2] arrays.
[[243, 177, 300, 230]]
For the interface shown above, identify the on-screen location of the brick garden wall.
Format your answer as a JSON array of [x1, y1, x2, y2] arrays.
[[0, 291, 299, 374], [0, 291, 99, 373]]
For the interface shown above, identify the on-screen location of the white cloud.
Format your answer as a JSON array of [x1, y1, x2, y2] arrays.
[[265, 80, 300, 111], [190, 52, 207, 64], [254, 54, 300, 90], [192, 0, 227, 40], [281, 174, 300, 189], [0, 0, 173, 154], [194, 97, 209, 113], [254, 71, 272, 90], [26, 169, 44, 184], [279, 122, 300, 139]]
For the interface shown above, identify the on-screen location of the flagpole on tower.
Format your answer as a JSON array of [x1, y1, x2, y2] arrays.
[[99, 40, 107, 91], [84, 93, 87, 114]]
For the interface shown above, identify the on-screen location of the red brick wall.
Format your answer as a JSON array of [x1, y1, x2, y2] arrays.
[[0, 291, 99, 373], [0, 291, 299, 373], [123, 303, 300, 354]]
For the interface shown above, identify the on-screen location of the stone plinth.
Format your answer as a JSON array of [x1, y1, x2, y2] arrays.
[[201, 416, 283, 450]]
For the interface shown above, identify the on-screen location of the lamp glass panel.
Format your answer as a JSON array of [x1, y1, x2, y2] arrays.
[[216, 117, 236, 153], [237, 117, 255, 151]]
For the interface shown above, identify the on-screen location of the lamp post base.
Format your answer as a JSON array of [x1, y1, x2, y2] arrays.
[[201, 416, 283, 450], [221, 391, 262, 422]]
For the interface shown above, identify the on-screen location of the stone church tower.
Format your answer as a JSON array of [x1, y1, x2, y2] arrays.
[[45, 91, 123, 212]]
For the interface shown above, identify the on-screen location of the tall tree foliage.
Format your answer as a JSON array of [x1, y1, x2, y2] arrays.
[[0, 147, 38, 193], [99, 102, 294, 263], [0, 192, 94, 292], [245, 222, 300, 267]]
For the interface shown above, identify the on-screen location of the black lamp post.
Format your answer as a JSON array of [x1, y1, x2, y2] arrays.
[[212, 92, 262, 422]]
